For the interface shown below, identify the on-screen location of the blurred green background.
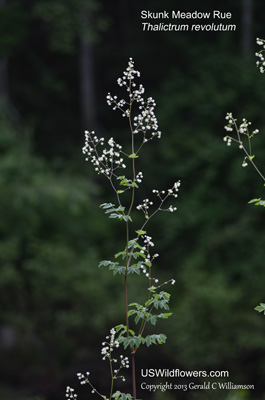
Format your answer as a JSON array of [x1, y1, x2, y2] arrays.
[[1, 0, 265, 399]]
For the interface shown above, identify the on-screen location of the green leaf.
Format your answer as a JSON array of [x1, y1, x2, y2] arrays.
[[100, 202, 115, 209], [115, 324, 126, 333], [143, 333, 167, 347], [134, 252, 145, 259], [249, 198, 261, 204], [98, 260, 127, 276], [128, 265, 141, 275], [105, 206, 125, 214], [112, 265, 126, 275], [157, 333, 167, 344], [109, 213, 119, 219], [112, 391, 121, 400], [119, 178, 130, 186], [127, 309, 136, 317], [98, 260, 118, 269], [112, 392, 133, 400], [122, 337, 134, 349], [249, 198, 265, 206], [145, 336, 152, 347], [122, 215, 132, 222], [136, 229, 146, 236], [115, 251, 126, 259], [158, 312, 172, 319], [255, 303, 265, 314], [120, 334, 144, 350], [129, 153, 139, 159]]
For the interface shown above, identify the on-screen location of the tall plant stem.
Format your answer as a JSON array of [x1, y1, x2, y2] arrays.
[[109, 357, 114, 399], [125, 221, 130, 335], [131, 352, 137, 400], [234, 121, 265, 182], [249, 157, 265, 182], [126, 87, 138, 400], [125, 217, 137, 400]]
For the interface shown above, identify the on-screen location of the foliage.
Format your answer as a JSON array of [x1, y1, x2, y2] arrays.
[[32, 0, 109, 54], [0, 115, 124, 396], [223, 38, 265, 317]]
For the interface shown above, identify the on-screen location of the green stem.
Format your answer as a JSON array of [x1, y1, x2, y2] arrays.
[[109, 355, 114, 399], [248, 133, 252, 157], [125, 221, 130, 336], [249, 157, 265, 182], [127, 80, 137, 400], [239, 140, 265, 182], [234, 120, 265, 182]]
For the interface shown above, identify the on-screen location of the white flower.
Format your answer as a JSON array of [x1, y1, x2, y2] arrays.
[[66, 387, 78, 399]]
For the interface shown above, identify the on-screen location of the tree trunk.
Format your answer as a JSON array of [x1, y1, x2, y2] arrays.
[[79, 7, 97, 129], [242, 0, 253, 59], [0, 0, 8, 109], [0, 0, 22, 125], [0, 58, 8, 107]]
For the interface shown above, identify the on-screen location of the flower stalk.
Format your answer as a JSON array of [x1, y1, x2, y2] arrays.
[[67, 58, 180, 400]]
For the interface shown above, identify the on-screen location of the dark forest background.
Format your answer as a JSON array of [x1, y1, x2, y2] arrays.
[[1, 0, 265, 399]]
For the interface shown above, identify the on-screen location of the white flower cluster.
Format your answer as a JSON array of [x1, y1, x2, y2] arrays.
[[101, 327, 120, 361], [153, 181, 181, 200], [73, 337, 129, 395], [144, 235, 154, 247], [223, 113, 235, 146], [66, 386, 77, 399], [132, 96, 161, 141], [106, 93, 130, 117], [82, 130, 126, 176], [140, 262, 159, 282], [135, 171, 143, 183], [106, 58, 161, 142], [136, 181, 180, 217], [113, 355, 130, 382], [256, 37, 265, 73], [224, 113, 259, 143], [136, 198, 153, 217], [242, 158, 248, 168], [76, 371, 90, 386], [136, 234, 159, 282], [118, 57, 141, 85], [223, 136, 232, 146], [75, 371, 99, 395], [119, 354, 130, 369], [224, 112, 235, 130], [238, 118, 251, 134], [100, 329, 130, 382], [224, 113, 261, 168]]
